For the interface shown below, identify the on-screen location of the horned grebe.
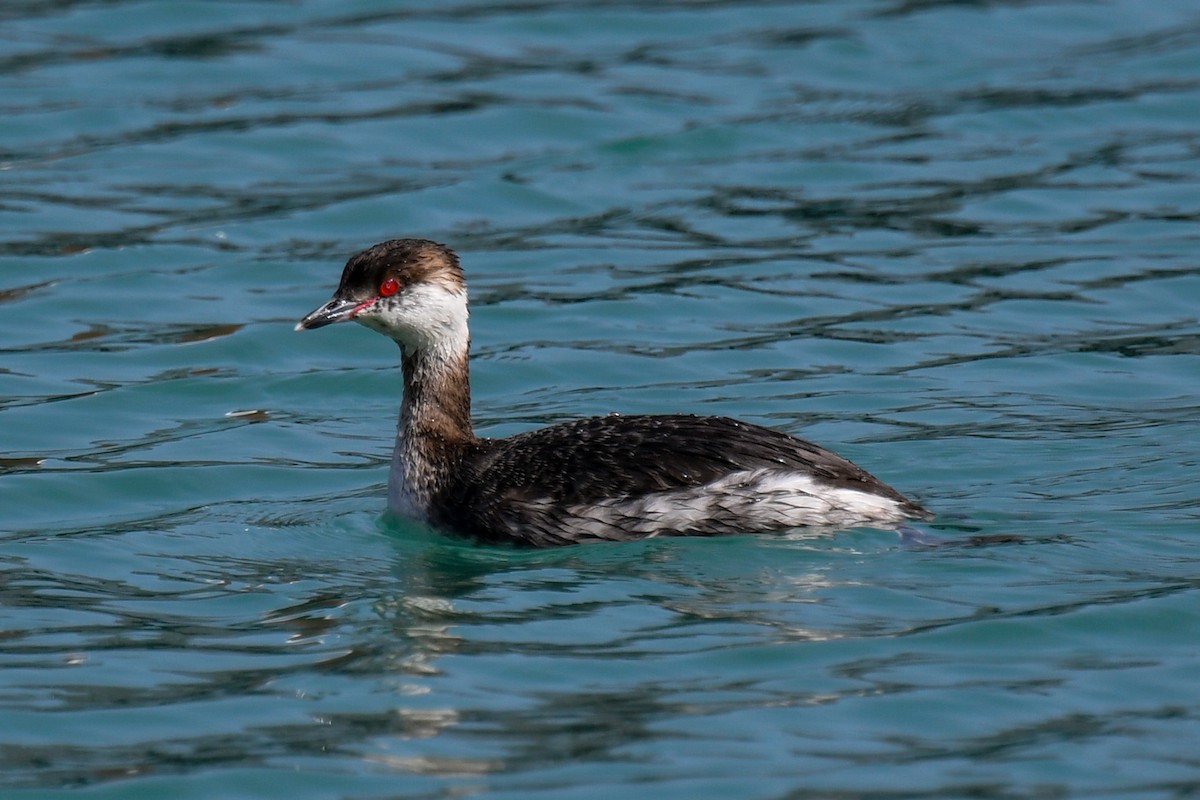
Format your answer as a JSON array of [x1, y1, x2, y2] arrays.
[[297, 239, 930, 546]]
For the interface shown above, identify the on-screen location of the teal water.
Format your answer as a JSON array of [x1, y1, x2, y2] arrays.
[[2, 1, 1199, 797]]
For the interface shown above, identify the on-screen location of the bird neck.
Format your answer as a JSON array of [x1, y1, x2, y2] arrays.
[[400, 341, 474, 444], [388, 339, 476, 519]]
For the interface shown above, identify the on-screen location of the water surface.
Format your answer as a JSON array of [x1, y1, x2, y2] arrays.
[[2, 1, 1199, 797]]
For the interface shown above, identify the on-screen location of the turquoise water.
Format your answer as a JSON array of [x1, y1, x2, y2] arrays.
[[3, 0, 1199, 796]]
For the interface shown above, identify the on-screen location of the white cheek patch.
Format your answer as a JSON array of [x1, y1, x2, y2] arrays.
[[358, 284, 469, 356]]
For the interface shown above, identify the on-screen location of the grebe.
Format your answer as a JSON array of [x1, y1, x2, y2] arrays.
[[297, 239, 930, 546]]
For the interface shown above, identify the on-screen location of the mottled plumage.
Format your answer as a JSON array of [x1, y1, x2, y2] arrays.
[[298, 239, 930, 546]]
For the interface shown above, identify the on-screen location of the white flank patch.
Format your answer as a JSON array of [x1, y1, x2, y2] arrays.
[[562, 468, 907, 538]]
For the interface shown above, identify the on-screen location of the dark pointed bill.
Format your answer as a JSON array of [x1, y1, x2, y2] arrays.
[[295, 297, 365, 331]]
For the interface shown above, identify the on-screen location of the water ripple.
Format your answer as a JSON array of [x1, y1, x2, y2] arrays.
[[2, 0, 1199, 797]]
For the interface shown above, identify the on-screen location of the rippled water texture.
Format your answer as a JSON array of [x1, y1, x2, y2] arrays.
[[2, 1, 1199, 797]]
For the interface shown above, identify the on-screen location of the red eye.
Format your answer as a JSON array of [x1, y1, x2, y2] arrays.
[[379, 277, 400, 297]]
